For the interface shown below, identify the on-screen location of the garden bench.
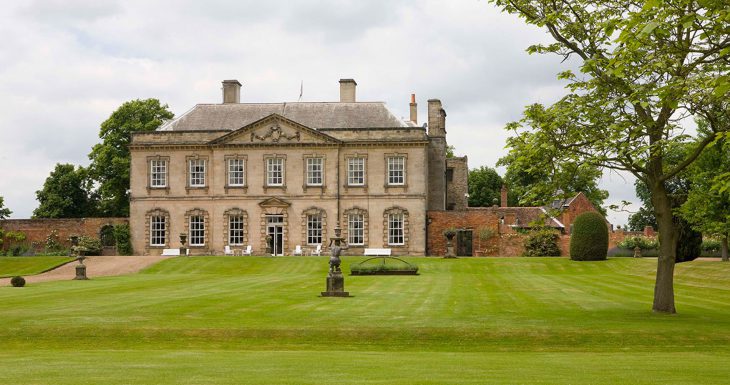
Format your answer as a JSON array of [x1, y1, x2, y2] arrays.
[[161, 248, 189, 256], [364, 248, 392, 256]]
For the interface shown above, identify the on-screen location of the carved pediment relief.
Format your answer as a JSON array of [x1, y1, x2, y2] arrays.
[[259, 197, 291, 208], [209, 114, 340, 146]]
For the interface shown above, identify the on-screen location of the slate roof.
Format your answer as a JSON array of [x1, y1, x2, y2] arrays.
[[158, 102, 410, 131], [467, 206, 565, 228]]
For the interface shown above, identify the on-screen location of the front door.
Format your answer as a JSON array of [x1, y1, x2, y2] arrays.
[[457, 230, 473, 257], [267, 215, 284, 256]]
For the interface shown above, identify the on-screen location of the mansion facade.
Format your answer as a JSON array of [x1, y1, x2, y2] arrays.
[[129, 79, 467, 256]]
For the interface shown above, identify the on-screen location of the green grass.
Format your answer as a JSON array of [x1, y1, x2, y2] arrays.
[[0, 256, 74, 278], [1, 257, 730, 384]]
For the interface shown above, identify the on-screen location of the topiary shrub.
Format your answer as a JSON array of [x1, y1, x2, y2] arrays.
[[72, 236, 102, 256], [10, 276, 25, 287], [570, 211, 608, 261], [523, 229, 561, 257], [675, 217, 701, 263]]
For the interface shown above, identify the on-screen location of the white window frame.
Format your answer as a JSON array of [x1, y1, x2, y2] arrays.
[[228, 215, 244, 246], [306, 157, 324, 186], [307, 214, 323, 245], [150, 160, 167, 188], [150, 216, 166, 246], [347, 157, 365, 186], [348, 213, 364, 245], [388, 213, 404, 246], [189, 159, 206, 187], [387, 156, 405, 186], [267, 158, 284, 186], [189, 215, 205, 246], [227, 158, 245, 187]]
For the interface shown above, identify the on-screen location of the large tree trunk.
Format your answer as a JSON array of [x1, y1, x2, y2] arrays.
[[650, 182, 678, 314], [722, 236, 729, 262]]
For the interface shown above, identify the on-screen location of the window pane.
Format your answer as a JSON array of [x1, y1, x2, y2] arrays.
[[307, 158, 323, 186], [387, 157, 405, 185], [347, 157, 365, 185], [190, 215, 205, 246], [150, 160, 167, 188], [307, 214, 322, 245], [189, 159, 206, 187], [388, 213, 404, 245], [228, 159, 245, 186], [348, 213, 364, 245], [228, 215, 244, 245], [150, 216, 166, 246], [267, 158, 284, 186]]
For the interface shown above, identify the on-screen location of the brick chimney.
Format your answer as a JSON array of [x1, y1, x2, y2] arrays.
[[339, 79, 357, 102], [222, 80, 241, 104], [501, 185, 508, 207], [410, 94, 417, 125]]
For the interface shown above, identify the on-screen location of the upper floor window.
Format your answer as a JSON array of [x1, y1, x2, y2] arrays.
[[306, 157, 323, 186], [189, 215, 205, 246], [228, 158, 245, 186], [347, 157, 365, 186], [150, 160, 167, 188], [150, 215, 167, 246], [189, 159, 206, 187], [267, 158, 284, 186], [387, 156, 405, 185]]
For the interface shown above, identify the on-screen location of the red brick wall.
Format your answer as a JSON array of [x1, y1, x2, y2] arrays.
[[558, 193, 599, 230], [1, 218, 128, 251], [427, 210, 499, 256]]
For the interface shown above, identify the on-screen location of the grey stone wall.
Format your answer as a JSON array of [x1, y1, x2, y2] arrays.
[[446, 156, 468, 211]]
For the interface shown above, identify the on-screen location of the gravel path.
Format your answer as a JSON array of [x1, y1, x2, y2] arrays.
[[0, 255, 170, 286]]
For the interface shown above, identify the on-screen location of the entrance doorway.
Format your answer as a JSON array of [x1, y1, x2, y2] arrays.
[[456, 230, 473, 256], [266, 215, 284, 256]]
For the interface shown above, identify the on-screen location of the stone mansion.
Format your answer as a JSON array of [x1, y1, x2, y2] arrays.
[[129, 79, 468, 256]]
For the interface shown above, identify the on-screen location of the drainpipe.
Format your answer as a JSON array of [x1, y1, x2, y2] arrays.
[[336, 146, 341, 228]]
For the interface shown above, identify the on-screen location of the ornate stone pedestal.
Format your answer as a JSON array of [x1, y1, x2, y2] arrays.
[[321, 270, 350, 297], [73, 257, 88, 280]]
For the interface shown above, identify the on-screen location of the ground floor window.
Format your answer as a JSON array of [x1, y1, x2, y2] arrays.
[[388, 213, 404, 245], [190, 215, 205, 246], [307, 214, 322, 245], [348, 214, 364, 245], [150, 216, 166, 246], [228, 215, 244, 245]]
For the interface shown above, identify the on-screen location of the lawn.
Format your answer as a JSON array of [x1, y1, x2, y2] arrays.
[[0, 256, 74, 278], [1, 256, 729, 384]]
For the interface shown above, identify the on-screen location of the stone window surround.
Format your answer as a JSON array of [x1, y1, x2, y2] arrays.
[[185, 154, 209, 192], [384, 153, 408, 190], [263, 153, 287, 192], [185, 208, 210, 249], [301, 207, 327, 246], [145, 208, 170, 251], [344, 153, 368, 191], [383, 206, 409, 249], [223, 208, 248, 246], [302, 153, 326, 192], [146, 155, 170, 193], [343, 207, 368, 247], [224, 154, 248, 193]]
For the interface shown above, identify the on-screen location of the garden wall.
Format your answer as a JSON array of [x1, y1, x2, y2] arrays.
[[0, 218, 128, 251]]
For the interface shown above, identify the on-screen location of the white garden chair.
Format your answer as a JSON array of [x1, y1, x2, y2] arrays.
[[293, 245, 303, 256], [312, 244, 322, 256], [242, 245, 252, 256], [224, 245, 234, 256]]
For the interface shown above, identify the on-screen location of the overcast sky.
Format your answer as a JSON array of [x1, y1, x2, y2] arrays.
[[0, 0, 636, 224]]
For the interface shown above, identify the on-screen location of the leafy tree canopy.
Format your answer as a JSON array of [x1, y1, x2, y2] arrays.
[[467, 166, 503, 207], [487, 0, 730, 313], [0, 196, 11, 219], [87, 99, 173, 217], [33, 163, 97, 218]]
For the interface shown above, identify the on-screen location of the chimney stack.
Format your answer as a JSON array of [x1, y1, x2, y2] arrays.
[[222, 79, 241, 104], [427, 99, 446, 137], [501, 185, 508, 207], [409, 94, 417, 125], [339, 79, 357, 102]]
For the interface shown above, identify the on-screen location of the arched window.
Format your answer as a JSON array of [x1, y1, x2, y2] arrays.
[[223, 208, 248, 246], [343, 207, 368, 246], [383, 207, 409, 248], [145, 208, 170, 248], [301, 207, 327, 246]]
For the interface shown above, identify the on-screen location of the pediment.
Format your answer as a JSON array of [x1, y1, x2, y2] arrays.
[[209, 114, 340, 146], [259, 197, 291, 208]]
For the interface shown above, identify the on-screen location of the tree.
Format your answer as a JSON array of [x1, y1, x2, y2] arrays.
[[627, 181, 658, 231], [467, 166, 503, 207], [679, 121, 730, 261], [87, 99, 174, 217], [0, 196, 11, 219], [488, 0, 730, 313], [499, 154, 608, 213], [33, 164, 97, 218]]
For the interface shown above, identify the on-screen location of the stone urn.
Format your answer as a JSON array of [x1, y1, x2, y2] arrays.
[[443, 228, 457, 258], [179, 233, 188, 256]]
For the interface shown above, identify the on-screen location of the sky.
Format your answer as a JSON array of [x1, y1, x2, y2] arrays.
[[0, 0, 637, 224]]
